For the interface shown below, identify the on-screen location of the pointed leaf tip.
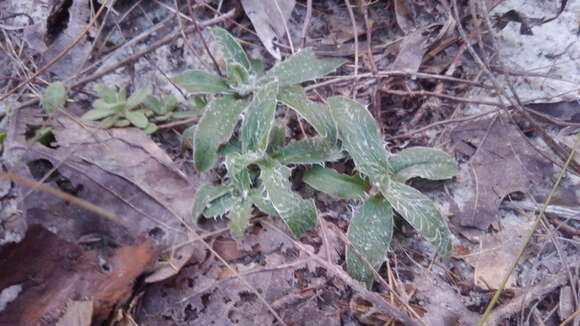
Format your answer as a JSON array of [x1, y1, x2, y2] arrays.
[[193, 96, 248, 171], [303, 166, 367, 200], [260, 161, 317, 236], [389, 147, 458, 182], [42, 82, 67, 113], [379, 179, 452, 256], [327, 96, 391, 179], [346, 196, 394, 287], [174, 70, 231, 94], [266, 48, 346, 86]]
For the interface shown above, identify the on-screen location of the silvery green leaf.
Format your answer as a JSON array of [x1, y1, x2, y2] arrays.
[[225, 152, 262, 194], [162, 95, 178, 111], [92, 98, 124, 113], [143, 123, 158, 135], [260, 161, 317, 236], [171, 111, 199, 120], [327, 97, 391, 179], [100, 115, 120, 128], [303, 166, 367, 200], [265, 48, 346, 87], [181, 125, 195, 149], [228, 200, 253, 239], [241, 80, 279, 153], [249, 57, 264, 76], [192, 184, 232, 220], [346, 196, 393, 286], [203, 193, 241, 218], [174, 70, 232, 94], [191, 95, 208, 110], [249, 185, 278, 216], [193, 96, 248, 171], [228, 62, 250, 86], [272, 137, 343, 165], [114, 119, 131, 128], [94, 84, 118, 103], [218, 141, 241, 156], [118, 87, 127, 101], [42, 82, 66, 113], [388, 147, 458, 182], [277, 86, 336, 141], [144, 95, 164, 114], [379, 178, 451, 256], [126, 89, 150, 110], [210, 27, 252, 73], [225, 152, 262, 177], [266, 122, 285, 154], [82, 106, 116, 121], [125, 110, 149, 129]]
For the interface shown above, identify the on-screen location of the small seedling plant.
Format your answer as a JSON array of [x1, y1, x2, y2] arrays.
[[45, 26, 458, 286], [185, 28, 458, 285], [303, 97, 458, 285], [183, 27, 346, 239], [81, 84, 200, 134]]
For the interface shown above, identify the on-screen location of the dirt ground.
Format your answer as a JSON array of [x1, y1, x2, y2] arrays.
[[1, 0, 579, 325]]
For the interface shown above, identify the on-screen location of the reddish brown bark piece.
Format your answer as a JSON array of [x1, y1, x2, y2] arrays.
[[0, 225, 157, 325]]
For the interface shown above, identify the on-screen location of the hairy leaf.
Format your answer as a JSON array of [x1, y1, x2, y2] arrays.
[[125, 110, 149, 129], [114, 119, 131, 128], [100, 115, 120, 128], [126, 89, 150, 110], [94, 84, 119, 103], [379, 178, 451, 255], [203, 193, 241, 218], [273, 137, 343, 165], [266, 122, 285, 154], [193, 96, 248, 171], [277, 86, 336, 140], [228, 62, 251, 86], [260, 161, 316, 236], [327, 97, 390, 178], [389, 147, 458, 182], [266, 48, 346, 86], [144, 95, 163, 114], [192, 184, 232, 220], [346, 196, 394, 286], [224, 152, 262, 194], [82, 106, 116, 121], [241, 80, 279, 153], [228, 200, 253, 239], [303, 166, 367, 200], [174, 70, 231, 94], [210, 27, 252, 73], [42, 82, 66, 113], [249, 185, 278, 216], [143, 123, 158, 135]]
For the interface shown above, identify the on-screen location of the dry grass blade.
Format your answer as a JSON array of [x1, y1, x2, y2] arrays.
[[1, 171, 118, 222], [478, 132, 580, 325]]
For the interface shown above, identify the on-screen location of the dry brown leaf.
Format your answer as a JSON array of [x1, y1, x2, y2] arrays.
[[0, 225, 156, 324], [394, 0, 416, 33], [449, 116, 552, 229], [389, 29, 428, 74], [56, 301, 93, 326], [44, 0, 92, 77], [241, 0, 295, 60], [464, 220, 533, 289], [558, 286, 575, 322], [5, 106, 205, 283], [136, 223, 345, 325]]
